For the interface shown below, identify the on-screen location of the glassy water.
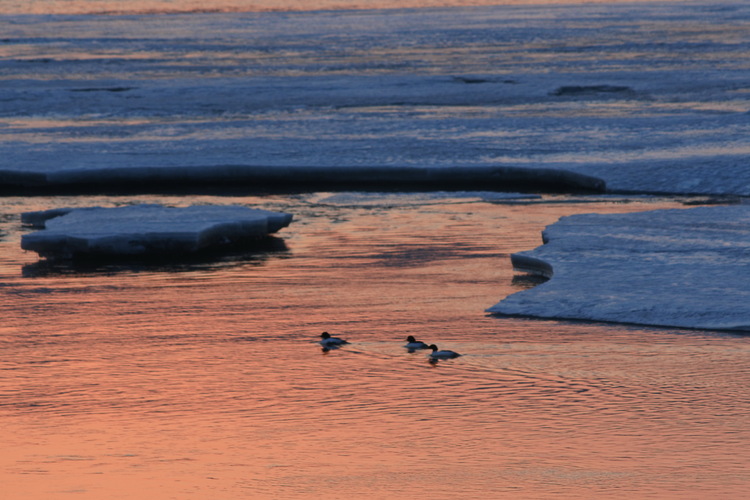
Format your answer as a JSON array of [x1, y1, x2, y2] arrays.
[[2, 193, 748, 499]]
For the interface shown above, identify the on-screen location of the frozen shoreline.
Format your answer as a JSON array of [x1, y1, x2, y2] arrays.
[[487, 204, 750, 332]]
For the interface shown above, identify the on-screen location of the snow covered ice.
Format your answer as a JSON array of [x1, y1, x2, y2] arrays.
[[487, 205, 750, 332], [21, 204, 293, 259]]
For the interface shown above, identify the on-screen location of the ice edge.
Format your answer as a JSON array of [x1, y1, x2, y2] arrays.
[[486, 206, 750, 333], [0, 166, 606, 194]]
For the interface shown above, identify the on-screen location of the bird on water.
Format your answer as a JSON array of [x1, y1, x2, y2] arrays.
[[319, 331, 349, 349], [427, 344, 461, 363], [404, 335, 430, 352]]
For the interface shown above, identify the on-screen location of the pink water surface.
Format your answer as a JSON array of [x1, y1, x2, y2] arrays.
[[0, 0, 684, 15], [1, 193, 748, 499]]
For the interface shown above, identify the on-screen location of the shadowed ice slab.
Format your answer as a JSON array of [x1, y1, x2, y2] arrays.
[[21, 204, 293, 259], [487, 204, 750, 331]]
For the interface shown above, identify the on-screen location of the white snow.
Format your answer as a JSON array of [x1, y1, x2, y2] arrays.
[[486, 204, 750, 332], [21, 204, 293, 259]]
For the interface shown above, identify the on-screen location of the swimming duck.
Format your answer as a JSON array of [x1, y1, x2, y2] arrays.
[[404, 335, 430, 352], [427, 344, 461, 362], [319, 331, 349, 348]]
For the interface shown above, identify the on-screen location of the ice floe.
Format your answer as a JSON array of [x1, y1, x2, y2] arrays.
[[21, 204, 293, 259], [487, 204, 750, 332]]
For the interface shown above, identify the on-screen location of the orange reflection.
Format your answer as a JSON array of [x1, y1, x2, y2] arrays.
[[13, 0, 687, 15], [2, 194, 749, 499]]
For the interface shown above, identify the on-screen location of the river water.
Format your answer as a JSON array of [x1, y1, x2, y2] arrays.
[[2, 193, 748, 499], [2, 1, 748, 496]]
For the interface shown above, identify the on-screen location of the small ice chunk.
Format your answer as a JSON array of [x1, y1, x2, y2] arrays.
[[21, 204, 293, 259]]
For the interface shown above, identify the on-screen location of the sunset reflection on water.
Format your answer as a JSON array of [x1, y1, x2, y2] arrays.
[[1, 194, 748, 499], [2, 0, 683, 15]]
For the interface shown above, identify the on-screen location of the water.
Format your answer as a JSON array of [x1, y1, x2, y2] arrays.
[[2, 193, 749, 499], [1, 1, 749, 497], [0, 0, 686, 15]]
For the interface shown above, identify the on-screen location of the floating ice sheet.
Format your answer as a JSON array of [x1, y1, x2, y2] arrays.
[[21, 204, 293, 259], [487, 205, 750, 332]]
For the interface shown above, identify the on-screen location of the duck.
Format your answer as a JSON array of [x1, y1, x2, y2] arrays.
[[427, 344, 461, 362], [404, 335, 430, 352], [319, 331, 349, 348]]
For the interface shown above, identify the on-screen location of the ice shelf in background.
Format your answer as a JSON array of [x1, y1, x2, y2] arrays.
[[21, 204, 293, 259], [486, 204, 750, 332], [1, 3, 748, 197]]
